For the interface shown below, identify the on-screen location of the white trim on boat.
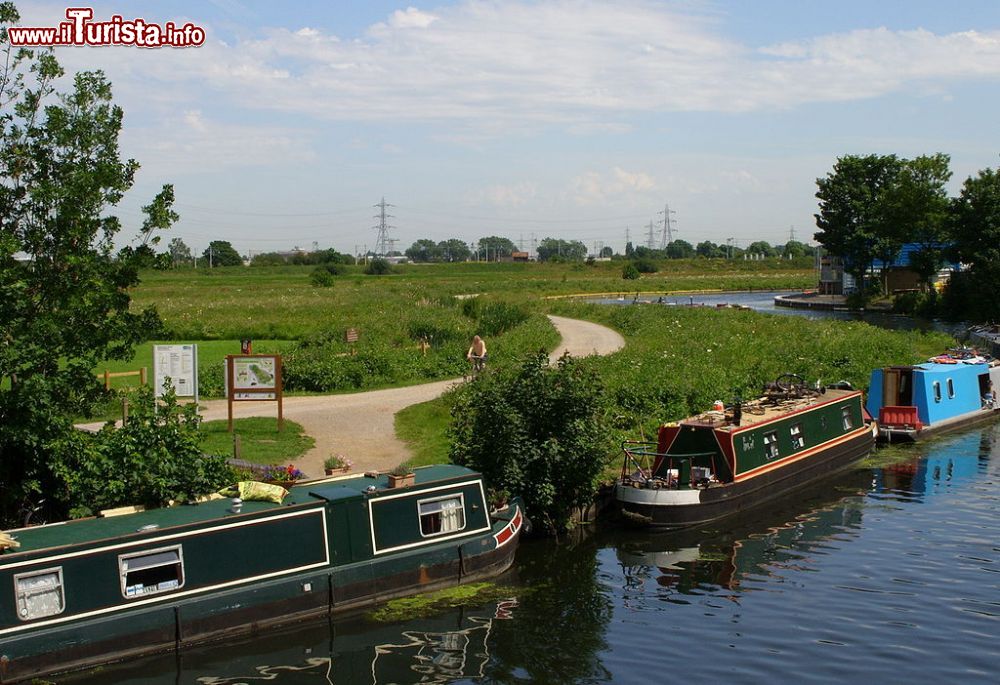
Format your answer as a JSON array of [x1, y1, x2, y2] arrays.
[[615, 485, 701, 506]]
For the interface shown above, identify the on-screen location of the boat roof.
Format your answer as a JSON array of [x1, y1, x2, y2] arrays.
[[2, 464, 479, 558], [682, 387, 859, 433], [913, 361, 991, 374]]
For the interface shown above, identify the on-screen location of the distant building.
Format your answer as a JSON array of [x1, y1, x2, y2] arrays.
[[819, 243, 958, 295], [511, 251, 531, 262]]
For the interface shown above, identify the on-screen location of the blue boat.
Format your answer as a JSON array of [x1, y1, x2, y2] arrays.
[[867, 353, 1000, 441]]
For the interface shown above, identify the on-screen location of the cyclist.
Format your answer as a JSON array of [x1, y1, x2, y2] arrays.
[[466, 334, 488, 374]]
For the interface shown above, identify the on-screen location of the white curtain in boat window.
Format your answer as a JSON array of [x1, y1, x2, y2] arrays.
[[419, 496, 466, 536], [15, 568, 65, 620]]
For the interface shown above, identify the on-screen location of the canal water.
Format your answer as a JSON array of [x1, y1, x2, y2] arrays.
[[64, 422, 1000, 684], [588, 290, 963, 334]]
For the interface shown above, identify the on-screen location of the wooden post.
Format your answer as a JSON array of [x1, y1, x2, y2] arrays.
[[226, 356, 234, 432], [233, 433, 242, 460], [139, 367, 147, 386], [276, 357, 284, 433], [121, 397, 129, 425], [103, 369, 111, 391]]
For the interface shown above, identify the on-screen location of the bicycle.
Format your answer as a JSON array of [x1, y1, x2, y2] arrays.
[[467, 354, 487, 379]]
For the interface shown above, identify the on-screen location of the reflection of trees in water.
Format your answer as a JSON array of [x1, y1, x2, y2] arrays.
[[481, 534, 613, 684], [614, 469, 870, 599]]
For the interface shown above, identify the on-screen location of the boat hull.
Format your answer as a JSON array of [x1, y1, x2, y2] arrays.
[[0, 516, 521, 684], [879, 406, 1000, 442], [616, 427, 874, 530]]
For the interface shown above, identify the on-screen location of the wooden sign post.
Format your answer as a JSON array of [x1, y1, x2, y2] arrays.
[[225, 354, 283, 432]]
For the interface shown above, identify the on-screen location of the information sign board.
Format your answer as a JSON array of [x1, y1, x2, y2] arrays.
[[153, 344, 198, 400]]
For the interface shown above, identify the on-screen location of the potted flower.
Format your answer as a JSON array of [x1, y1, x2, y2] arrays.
[[324, 454, 352, 476], [261, 464, 304, 485], [387, 461, 415, 489]]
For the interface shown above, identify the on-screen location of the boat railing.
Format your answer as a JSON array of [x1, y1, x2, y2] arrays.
[[620, 441, 717, 490]]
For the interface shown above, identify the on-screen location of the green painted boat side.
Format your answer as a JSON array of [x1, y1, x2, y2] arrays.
[[0, 465, 525, 683]]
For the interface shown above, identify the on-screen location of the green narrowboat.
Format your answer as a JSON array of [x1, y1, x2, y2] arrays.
[[0, 465, 524, 683], [615, 375, 876, 529]]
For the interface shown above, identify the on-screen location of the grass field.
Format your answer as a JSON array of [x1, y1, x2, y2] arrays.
[[199, 417, 315, 464], [396, 302, 957, 472], [104, 259, 810, 401]]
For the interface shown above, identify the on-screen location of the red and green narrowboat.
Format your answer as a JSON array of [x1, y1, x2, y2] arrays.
[[615, 375, 876, 529], [0, 465, 524, 683]]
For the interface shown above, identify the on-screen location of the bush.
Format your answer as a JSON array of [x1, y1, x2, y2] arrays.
[[50, 386, 233, 518], [448, 352, 611, 534], [310, 266, 335, 288], [364, 258, 393, 275], [634, 258, 658, 273], [622, 263, 640, 280]]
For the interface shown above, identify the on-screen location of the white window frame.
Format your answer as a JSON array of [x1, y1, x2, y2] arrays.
[[763, 430, 780, 459], [841, 406, 854, 430], [418, 494, 467, 538], [13, 567, 65, 622], [119, 545, 185, 599], [789, 423, 805, 450]]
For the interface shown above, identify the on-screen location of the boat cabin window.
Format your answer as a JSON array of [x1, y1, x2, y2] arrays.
[[119, 546, 185, 599], [419, 495, 466, 537], [14, 567, 65, 621], [763, 431, 780, 459], [933, 381, 942, 403], [789, 423, 805, 450], [841, 406, 854, 430], [947, 378, 955, 399]]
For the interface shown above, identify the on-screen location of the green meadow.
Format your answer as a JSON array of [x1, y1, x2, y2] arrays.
[[103, 260, 954, 468]]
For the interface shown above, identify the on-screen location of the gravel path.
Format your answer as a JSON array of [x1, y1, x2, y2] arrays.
[[83, 316, 625, 477]]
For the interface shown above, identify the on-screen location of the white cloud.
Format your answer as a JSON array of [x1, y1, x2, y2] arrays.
[[388, 7, 438, 29], [570, 167, 657, 205], [472, 182, 539, 207], [19, 1, 1000, 134], [121, 111, 315, 175]]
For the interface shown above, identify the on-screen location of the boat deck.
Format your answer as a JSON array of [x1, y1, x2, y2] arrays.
[[682, 387, 858, 433]]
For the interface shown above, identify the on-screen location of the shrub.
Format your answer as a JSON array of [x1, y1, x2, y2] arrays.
[[622, 263, 640, 280], [634, 258, 658, 273], [50, 386, 233, 518], [310, 266, 335, 288], [365, 258, 393, 275], [448, 352, 611, 534]]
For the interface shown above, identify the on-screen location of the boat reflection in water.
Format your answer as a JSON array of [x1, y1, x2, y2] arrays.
[[60, 599, 518, 685], [614, 468, 871, 597]]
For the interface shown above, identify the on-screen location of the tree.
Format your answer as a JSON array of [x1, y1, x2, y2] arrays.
[[624, 241, 635, 258], [405, 238, 440, 262], [889, 154, 952, 291], [478, 235, 517, 260], [599, 245, 613, 258], [782, 240, 809, 259], [950, 166, 1000, 321], [537, 237, 587, 262], [746, 240, 776, 258], [0, 4, 172, 522], [437, 238, 471, 262], [814, 154, 905, 296], [168, 237, 192, 266], [202, 240, 242, 267], [665, 239, 695, 259], [449, 352, 610, 534], [364, 257, 394, 275], [696, 240, 724, 258], [622, 263, 640, 280]]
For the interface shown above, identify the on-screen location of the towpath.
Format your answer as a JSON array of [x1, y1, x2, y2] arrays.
[[81, 316, 624, 477]]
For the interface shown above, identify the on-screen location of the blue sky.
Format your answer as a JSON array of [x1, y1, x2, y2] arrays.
[[15, 1, 1000, 256]]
